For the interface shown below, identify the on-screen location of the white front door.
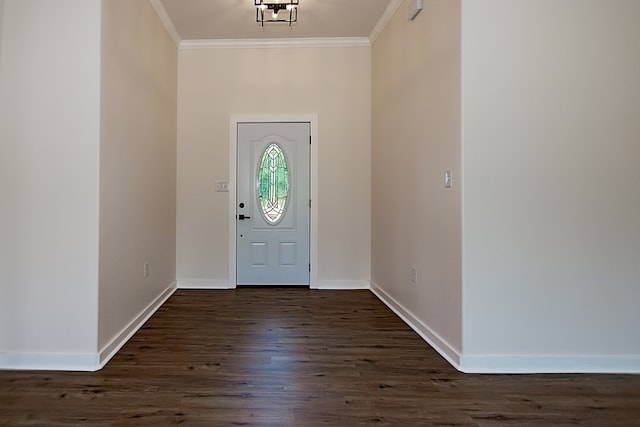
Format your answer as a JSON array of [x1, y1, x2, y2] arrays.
[[236, 122, 310, 286]]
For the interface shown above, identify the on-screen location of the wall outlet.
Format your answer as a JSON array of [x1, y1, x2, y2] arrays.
[[144, 262, 150, 279], [410, 266, 418, 284]]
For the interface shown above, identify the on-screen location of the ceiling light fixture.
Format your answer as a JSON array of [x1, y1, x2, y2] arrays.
[[255, 0, 298, 26]]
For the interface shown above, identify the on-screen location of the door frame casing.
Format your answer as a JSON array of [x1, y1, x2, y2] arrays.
[[229, 114, 319, 289]]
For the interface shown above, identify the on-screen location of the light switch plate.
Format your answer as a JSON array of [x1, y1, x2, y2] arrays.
[[215, 181, 229, 192], [444, 170, 453, 188]]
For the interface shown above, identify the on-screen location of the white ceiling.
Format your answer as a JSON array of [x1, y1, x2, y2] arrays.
[[158, 0, 396, 41]]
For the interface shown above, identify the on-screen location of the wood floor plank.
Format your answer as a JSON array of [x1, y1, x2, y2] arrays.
[[1, 289, 639, 426]]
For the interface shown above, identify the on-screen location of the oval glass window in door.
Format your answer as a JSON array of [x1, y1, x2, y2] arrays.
[[257, 143, 290, 225]]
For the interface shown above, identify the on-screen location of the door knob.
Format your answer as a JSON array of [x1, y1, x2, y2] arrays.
[[238, 214, 251, 220]]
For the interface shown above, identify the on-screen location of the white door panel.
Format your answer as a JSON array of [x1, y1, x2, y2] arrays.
[[237, 122, 310, 285]]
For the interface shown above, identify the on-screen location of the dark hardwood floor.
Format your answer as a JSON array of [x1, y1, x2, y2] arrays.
[[1, 289, 639, 426]]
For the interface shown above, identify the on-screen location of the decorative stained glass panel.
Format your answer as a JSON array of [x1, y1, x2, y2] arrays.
[[257, 143, 290, 225]]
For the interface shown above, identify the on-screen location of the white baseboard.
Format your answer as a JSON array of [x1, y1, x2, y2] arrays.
[[370, 283, 640, 374], [177, 279, 234, 289], [0, 282, 177, 372], [370, 282, 462, 370], [0, 351, 100, 372], [98, 282, 177, 369], [460, 355, 640, 374], [179, 279, 370, 290], [312, 280, 371, 290]]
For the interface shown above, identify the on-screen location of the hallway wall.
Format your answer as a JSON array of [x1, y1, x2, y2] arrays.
[[461, 0, 640, 372], [0, 0, 5, 63], [177, 45, 372, 287], [0, 0, 179, 370], [371, 0, 463, 361], [0, 0, 101, 368], [99, 0, 178, 360]]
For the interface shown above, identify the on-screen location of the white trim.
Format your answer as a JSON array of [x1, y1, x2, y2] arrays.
[[237, 283, 310, 287], [0, 352, 100, 372], [370, 282, 462, 369], [229, 118, 238, 290], [371, 283, 640, 374], [460, 355, 640, 374], [149, 0, 399, 50], [229, 114, 319, 289], [369, 0, 404, 44], [149, 0, 181, 48], [313, 280, 371, 290], [98, 282, 177, 369], [0, 283, 177, 372], [178, 280, 234, 290], [180, 37, 370, 50], [309, 117, 319, 289]]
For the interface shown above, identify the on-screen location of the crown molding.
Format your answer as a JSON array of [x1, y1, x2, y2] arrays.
[[150, 0, 401, 50], [369, 0, 404, 44], [149, 0, 181, 48], [180, 37, 371, 50]]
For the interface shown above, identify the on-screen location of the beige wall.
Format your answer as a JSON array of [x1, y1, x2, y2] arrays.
[[461, 0, 640, 370], [3, 0, 636, 374], [371, 0, 463, 357], [0, 0, 177, 370], [0, 0, 101, 365], [177, 46, 371, 285], [99, 0, 178, 351], [0, 0, 4, 62]]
